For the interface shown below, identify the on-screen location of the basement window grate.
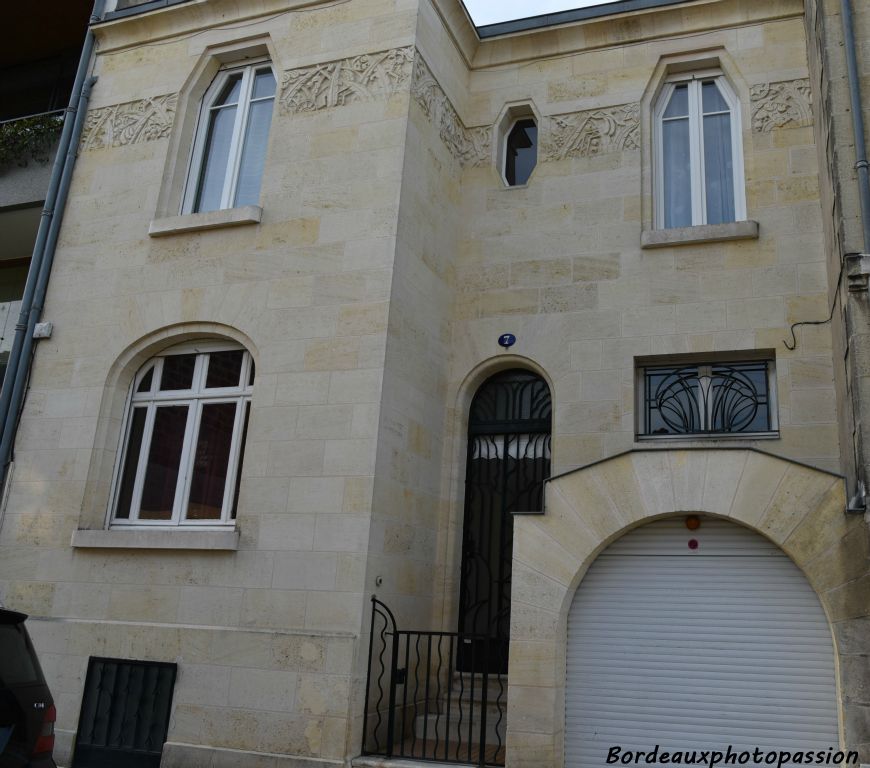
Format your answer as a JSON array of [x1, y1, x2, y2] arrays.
[[72, 657, 177, 768]]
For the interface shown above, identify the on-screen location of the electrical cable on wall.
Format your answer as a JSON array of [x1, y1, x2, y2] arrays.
[[782, 262, 844, 351]]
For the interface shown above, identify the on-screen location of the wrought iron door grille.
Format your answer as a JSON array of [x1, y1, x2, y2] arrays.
[[459, 370, 552, 675], [363, 598, 506, 767], [641, 360, 775, 436], [72, 657, 177, 768]]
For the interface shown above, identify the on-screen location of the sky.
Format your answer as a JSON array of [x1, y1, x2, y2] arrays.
[[462, 0, 619, 26]]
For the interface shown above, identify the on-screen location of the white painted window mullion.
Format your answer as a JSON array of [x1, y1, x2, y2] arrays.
[[688, 80, 705, 225], [174, 398, 199, 525], [220, 399, 247, 523], [654, 83, 674, 230], [128, 402, 157, 522], [223, 67, 254, 209]]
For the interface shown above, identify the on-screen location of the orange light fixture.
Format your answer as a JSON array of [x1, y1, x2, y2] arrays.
[[685, 515, 701, 530]]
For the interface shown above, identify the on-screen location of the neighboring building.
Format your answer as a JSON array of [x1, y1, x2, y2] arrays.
[[0, 0, 867, 767], [0, 2, 93, 381]]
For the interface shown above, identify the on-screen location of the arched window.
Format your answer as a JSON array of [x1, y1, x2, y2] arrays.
[[458, 369, 551, 672], [183, 62, 276, 213], [110, 342, 254, 527], [655, 73, 745, 228]]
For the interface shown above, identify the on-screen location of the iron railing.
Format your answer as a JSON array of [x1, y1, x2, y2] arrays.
[[363, 597, 506, 766], [642, 361, 774, 436]]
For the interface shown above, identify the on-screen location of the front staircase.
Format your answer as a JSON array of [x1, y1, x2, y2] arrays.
[[412, 672, 507, 759], [362, 599, 507, 767]]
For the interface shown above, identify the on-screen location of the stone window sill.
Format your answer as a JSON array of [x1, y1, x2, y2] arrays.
[[71, 528, 239, 550], [148, 206, 262, 237], [641, 220, 759, 249]]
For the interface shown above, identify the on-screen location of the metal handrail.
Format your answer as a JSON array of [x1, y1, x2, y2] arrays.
[[362, 596, 506, 767], [0, 109, 65, 126]]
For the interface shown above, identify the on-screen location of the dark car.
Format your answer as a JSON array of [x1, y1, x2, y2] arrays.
[[0, 609, 56, 767]]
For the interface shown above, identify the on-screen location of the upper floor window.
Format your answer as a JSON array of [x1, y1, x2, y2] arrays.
[[655, 73, 745, 229], [637, 357, 776, 438], [183, 62, 276, 214], [110, 343, 254, 527], [503, 118, 538, 186]]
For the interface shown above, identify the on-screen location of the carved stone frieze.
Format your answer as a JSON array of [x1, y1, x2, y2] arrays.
[[750, 79, 812, 132], [80, 94, 177, 151], [279, 47, 414, 114], [410, 55, 490, 167], [542, 103, 640, 161]]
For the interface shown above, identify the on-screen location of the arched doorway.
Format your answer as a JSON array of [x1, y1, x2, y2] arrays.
[[565, 516, 839, 767], [458, 369, 551, 673]]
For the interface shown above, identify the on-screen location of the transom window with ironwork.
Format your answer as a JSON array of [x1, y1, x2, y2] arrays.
[[638, 358, 777, 438]]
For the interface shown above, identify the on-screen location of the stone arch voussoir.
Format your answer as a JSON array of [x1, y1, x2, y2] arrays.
[[505, 447, 868, 768]]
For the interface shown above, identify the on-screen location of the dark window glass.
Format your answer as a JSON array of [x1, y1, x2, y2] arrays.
[[136, 367, 154, 393], [115, 407, 147, 519], [505, 119, 537, 186], [231, 402, 250, 519], [186, 403, 237, 520], [139, 405, 189, 520], [214, 73, 243, 107], [645, 367, 701, 435], [159, 354, 196, 391], [252, 69, 276, 100], [662, 85, 692, 229], [663, 83, 689, 118], [643, 361, 772, 436], [205, 350, 244, 389], [248, 360, 256, 386], [709, 363, 770, 432], [194, 101, 238, 212]]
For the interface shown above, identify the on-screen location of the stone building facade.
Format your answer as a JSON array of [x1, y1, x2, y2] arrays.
[[0, 0, 867, 766]]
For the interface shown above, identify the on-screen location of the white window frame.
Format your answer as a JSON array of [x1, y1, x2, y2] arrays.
[[501, 116, 538, 187], [635, 355, 778, 440], [108, 341, 254, 529], [654, 71, 747, 229], [182, 60, 275, 214]]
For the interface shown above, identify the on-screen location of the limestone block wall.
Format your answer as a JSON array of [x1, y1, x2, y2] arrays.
[[416, 0, 845, 646], [507, 449, 869, 767], [0, 0, 865, 766], [0, 0, 422, 765], [803, 0, 870, 510], [450, 7, 839, 470]]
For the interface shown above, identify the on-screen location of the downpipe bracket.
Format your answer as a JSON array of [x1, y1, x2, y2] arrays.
[[845, 252, 870, 293]]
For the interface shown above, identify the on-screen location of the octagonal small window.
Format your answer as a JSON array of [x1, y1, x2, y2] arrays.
[[504, 118, 537, 186]]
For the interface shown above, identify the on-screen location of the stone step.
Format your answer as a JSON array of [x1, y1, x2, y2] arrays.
[[413, 701, 506, 746], [444, 672, 508, 704]]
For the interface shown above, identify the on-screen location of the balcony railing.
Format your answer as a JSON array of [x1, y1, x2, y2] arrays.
[[0, 302, 22, 358], [0, 110, 64, 169]]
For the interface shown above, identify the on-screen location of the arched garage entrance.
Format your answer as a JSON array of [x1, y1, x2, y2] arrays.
[[565, 516, 838, 767], [504, 449, 869, 768]]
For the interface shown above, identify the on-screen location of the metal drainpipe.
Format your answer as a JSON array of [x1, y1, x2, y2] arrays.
[[840, 0, 870, 512], [0, 0, 105, 448], [0, 4, 105, 506], [0, 76, 98, 484], [841, 0, 870, 251]]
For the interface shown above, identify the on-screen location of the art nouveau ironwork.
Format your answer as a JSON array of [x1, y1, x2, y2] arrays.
[[642, 361, 773, 436], [459, 370, 552, 674]]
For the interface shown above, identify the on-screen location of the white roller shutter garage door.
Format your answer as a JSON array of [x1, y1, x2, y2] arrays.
[[565, 517, 839, 768]]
